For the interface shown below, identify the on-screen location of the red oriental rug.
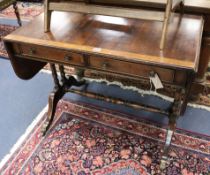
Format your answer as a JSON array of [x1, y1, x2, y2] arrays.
[[0, 25, 17, 58], [0, 2, 43, 20], [0, 2, 43, 58], [0, 100, 209, 175]]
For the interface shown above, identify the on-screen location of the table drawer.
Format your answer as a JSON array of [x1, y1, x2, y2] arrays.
[[15, 43, 84, 66], [89, 56, 175, 83]]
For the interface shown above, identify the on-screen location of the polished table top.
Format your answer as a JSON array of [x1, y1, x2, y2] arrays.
[[4, 11, 204, 71]]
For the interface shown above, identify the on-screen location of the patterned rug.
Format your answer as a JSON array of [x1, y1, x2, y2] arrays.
[[0, 2, 43, 20], [0, 25, 17, 58], [0, 2, 43, 58], [0, 100, 209, 175]]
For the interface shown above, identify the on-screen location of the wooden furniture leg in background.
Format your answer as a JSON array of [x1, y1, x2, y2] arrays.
[[13, 1, 22, 26], [160, 0, 184, 49], [44, 0, 184, 49], [44, 0, 52, 32], [190, 39, 210, 100], [195, 38, 210, 82], [160, 0, 172, 50]]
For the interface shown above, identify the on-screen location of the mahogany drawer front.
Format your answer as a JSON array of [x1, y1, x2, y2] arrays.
[[14, 43, 84, 66], [89, 56, 175, 83]]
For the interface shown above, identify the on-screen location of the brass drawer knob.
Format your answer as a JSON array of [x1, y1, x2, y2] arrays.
[[64, 55, 73, 61], [102, 62, 109, 69], [29, 48, 36, 55]]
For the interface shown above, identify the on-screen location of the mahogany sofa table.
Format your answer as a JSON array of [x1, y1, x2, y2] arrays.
[[3, 11, 203, 166]]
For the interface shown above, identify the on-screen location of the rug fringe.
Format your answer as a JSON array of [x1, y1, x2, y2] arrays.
[[40, 69, 210, 112], [0, 105, 48, 170]]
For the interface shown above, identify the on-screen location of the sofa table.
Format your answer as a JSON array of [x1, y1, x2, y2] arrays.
[[3, 11, 203, 166]]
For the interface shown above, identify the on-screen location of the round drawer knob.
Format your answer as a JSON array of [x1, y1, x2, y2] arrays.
[[64, 55, 73, 61], [29, 48, 36, 55], [102, 62, 109, 69]]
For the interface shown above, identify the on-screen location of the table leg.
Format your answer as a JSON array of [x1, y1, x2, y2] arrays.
[[42, 64, 86, 135], [42, 88, 65, 136], [160, 88, 183, 170], [42, 64, 65, 135], [181, 72, 195, 115], [59, 64, 67, 84]]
